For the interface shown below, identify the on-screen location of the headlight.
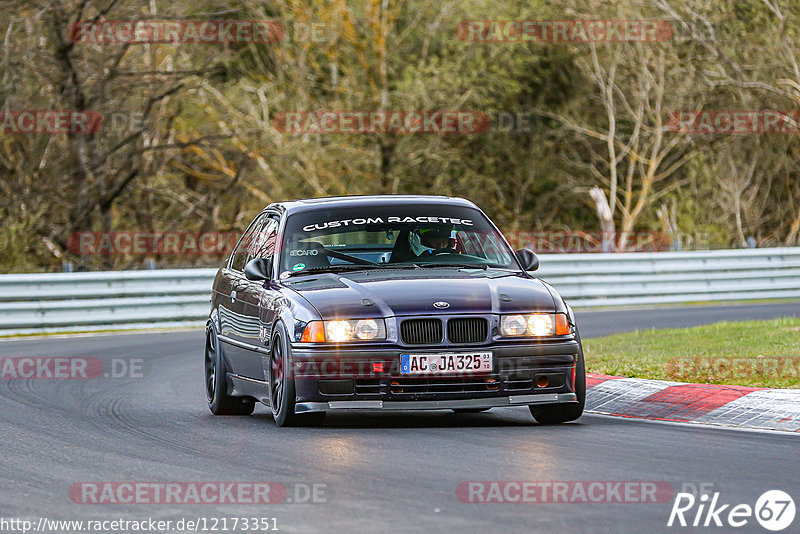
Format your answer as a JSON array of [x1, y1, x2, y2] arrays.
[[353, 319, 380, 339], [500, 313, 570, 336], [301, 319, 387, 343], [500, 315, 528, 335], [325, 320, 352, 342]]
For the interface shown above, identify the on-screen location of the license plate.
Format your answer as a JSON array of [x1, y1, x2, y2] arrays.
[[400, 352, 493, 375]]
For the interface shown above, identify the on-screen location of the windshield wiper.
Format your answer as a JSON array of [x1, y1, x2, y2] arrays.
[[284, 265, 372, 276], [284, 264, 412, 277], [413, 262, 489, 270]]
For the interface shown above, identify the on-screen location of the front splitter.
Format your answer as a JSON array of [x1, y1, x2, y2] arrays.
[[295, 392, 578, 412]]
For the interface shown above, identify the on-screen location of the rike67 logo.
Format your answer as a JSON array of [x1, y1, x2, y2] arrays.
[[668, 489, 795, 531]]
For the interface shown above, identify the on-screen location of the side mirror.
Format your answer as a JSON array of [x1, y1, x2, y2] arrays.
[[515, 248, 539, 271], [244, 257, 272, 281]]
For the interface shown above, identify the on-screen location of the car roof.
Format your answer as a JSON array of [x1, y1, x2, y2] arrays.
[[264, 195, 479, 215]]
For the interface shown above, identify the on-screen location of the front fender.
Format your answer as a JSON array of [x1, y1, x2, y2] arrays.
[[208, 307, 220, 334], [272, 286, 323, 344], [539, 279, 569, 315]]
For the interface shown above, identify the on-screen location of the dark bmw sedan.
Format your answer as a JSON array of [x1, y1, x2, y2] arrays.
[[205, 195, 585, 426]]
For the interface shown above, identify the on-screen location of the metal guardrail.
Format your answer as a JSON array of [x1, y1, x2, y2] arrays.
[[0, 269, 216, 335], [536, 247, 800, 307], [1, 248, 799, 335]]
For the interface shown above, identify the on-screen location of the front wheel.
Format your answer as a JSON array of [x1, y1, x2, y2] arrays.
[[529, 329, 586, 424], [269, 323, 325, 427], [205, 326, 255, 416]]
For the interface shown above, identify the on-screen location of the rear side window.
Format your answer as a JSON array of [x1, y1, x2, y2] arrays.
[[230, 213, 267, 271]]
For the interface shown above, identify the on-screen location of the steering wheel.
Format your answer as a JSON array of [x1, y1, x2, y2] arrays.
[[429, 248, 459, 256]]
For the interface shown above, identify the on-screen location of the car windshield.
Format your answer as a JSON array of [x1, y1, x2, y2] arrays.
[[278, 203, 518, 276]]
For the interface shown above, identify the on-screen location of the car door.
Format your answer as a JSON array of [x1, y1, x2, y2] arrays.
[[219, 212, 268, 378], [234, 215, 281, 379]]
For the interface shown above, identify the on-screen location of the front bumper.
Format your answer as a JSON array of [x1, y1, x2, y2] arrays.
[[290, 340, 580, 413], [297, 393, 577, 413]]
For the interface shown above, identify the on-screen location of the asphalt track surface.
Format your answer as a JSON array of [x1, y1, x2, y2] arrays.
[[1, 302, 798, 533]]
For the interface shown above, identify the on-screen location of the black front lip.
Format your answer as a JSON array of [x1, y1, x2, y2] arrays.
[[289, 340, 579, 411], [295, 393, 579, 413]]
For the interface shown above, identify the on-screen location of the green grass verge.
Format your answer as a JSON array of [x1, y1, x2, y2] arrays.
[[583, 317, 800, 388], [573, 297, 800, 312]]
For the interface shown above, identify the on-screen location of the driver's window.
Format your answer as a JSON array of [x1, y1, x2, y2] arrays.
[[230, 213, 267, 272], [249, 218, 279, 261]]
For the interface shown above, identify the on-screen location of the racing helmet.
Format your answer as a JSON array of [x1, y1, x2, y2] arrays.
[[409, 225, 456, 256]]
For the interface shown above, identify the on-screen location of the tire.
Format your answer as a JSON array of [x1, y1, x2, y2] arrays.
[[529, 328, 586, 424], [205, 326, 255, 416], [452, 408, 491, 414], [268, 323, 326, 427]]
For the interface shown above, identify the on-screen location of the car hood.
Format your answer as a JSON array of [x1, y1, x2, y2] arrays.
[[281, 269, 556, 319]]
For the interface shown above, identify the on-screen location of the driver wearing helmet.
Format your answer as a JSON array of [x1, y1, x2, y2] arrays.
[[408, 225, 456, 257]]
